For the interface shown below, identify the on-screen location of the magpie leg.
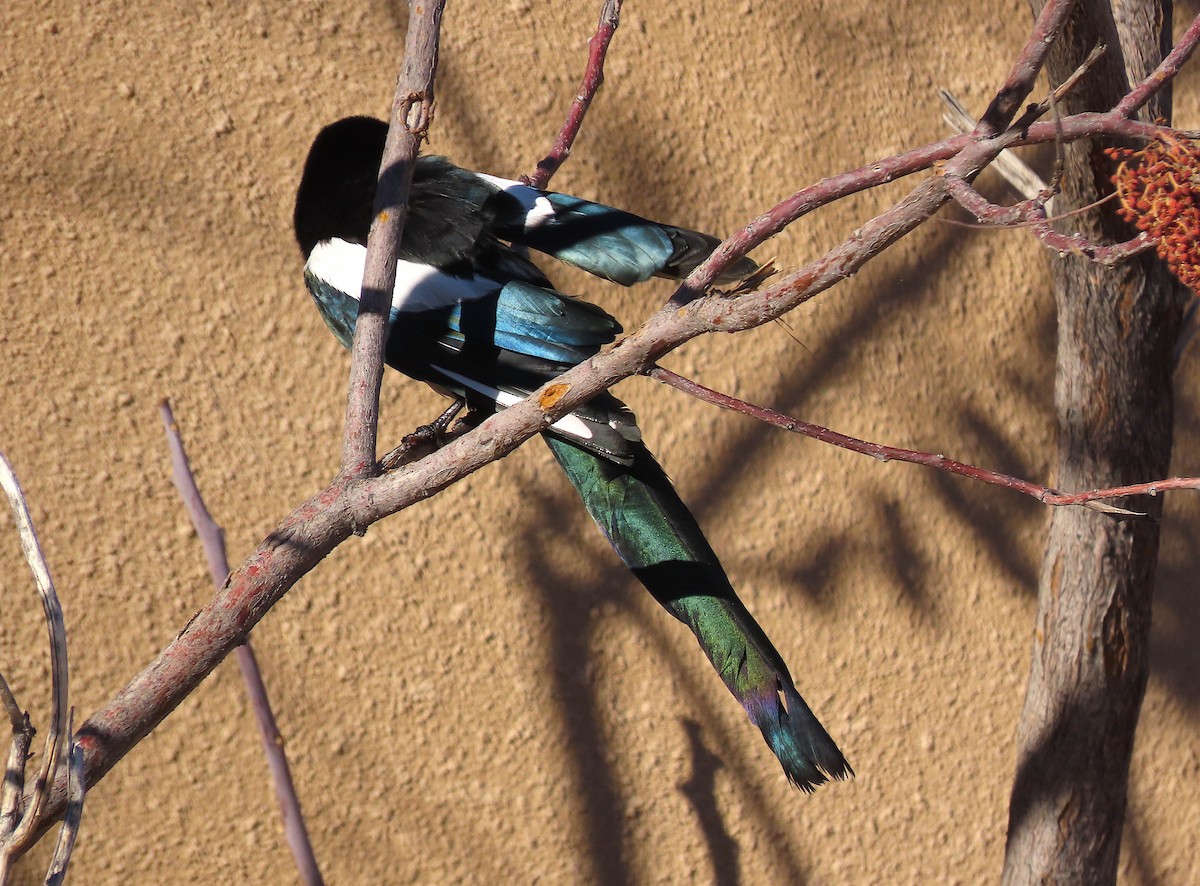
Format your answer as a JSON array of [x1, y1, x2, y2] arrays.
[[380, 398, 468, 471]]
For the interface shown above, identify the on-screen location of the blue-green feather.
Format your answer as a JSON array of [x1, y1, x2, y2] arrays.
[[544, 435, 851, 790]]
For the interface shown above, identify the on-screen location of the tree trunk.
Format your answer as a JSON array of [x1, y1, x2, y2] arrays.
[[1002, 2, 1185, 883]]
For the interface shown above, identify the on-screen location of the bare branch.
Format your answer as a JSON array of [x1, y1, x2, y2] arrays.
[[0, 455, 76, 883], [0, 702, 33, 846], [342, 0, 446, 476], [941, 89, 1053, 208], [0, 668, 33, 862], [160, 401, 324, 886], [1024, 209, 1156, 265], [1116, 10, 1200, 117], [943, 171, 1157, 265], [0, 677, 20, 740], [1007, 40, 1110, 133], [977, 0, 1079, 135], [232, 644, 322, 886], [648, 367, 1200, 516], [525, 0, 623, 189], [0, 456, 70, 859], [161, 402, 228, 588], [43, 720, 83, 886], [941, 43, 1107, 212]]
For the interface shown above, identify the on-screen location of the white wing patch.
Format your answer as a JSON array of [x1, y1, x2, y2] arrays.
[[431, 366, 595, 441], [308, 237, 618, 448], [476, 174, 556, 231], [306, 238, 498, 313]]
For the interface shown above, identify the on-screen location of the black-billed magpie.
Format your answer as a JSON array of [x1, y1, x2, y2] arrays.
[[294, 116, 850, 790]]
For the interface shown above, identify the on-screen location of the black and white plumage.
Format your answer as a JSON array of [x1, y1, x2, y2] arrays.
[[294, 116, 756, 461], [293, 116, 851, 791]]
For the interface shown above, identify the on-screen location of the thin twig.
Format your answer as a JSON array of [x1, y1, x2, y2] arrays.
[[160, 403, 227, 588], [1026, 210, 1156, 264], [648, 367, 1197, 515], [44, 718, 83, 886], [525, 0, 622, 189], [0, 675, 22, 738], [160, 401, 324, 886], [1009, 41, 1109, 131], [943, 172, 1157, 265]]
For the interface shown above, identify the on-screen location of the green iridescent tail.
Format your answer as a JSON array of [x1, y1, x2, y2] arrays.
[[544, 435, 851, 791]]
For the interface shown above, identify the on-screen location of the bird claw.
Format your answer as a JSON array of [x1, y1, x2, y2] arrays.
[[380, 398, 470, 471]]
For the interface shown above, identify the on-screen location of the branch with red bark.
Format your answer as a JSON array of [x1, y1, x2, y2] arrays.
[[648, 368, 1199, 516], [160, 401, 324, 886], [24, 0, 1200, 844], [525, 0, 623, 189]]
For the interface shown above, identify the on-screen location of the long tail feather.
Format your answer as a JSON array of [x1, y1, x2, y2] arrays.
[[544, 435, 851, 790]]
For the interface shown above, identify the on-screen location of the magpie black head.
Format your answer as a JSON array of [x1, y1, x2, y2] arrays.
[[295, 117, 507, 274], [293, 116, 388, 259]]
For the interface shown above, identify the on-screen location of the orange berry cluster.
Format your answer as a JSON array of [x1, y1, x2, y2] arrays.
[[1106, 137, 1200, 292]]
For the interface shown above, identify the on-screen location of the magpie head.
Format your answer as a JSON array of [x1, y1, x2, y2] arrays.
[[293, 116, 388, 259]]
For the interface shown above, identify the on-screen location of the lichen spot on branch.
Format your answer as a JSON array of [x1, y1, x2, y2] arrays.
[[539, 383, 570, 413]]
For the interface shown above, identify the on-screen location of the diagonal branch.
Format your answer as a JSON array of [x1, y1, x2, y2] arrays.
[[1116, 10, 1200, 117], [978, 0, 1079, 136], [160, 401, 324, 886], [648, 367, 1200, 515]]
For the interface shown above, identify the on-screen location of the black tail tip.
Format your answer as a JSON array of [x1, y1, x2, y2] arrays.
[[768, 686, 853, 793]]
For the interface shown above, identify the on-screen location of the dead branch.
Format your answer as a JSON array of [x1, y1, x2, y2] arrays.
[[43, 716, 83, 886], [0, 454, 79, 884]]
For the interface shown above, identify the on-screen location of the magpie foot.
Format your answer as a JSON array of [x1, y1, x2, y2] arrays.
[[380, 399, 469, 471]]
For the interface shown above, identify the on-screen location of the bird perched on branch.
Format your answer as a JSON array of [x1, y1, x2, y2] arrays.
[[293, 115, 850, 791]]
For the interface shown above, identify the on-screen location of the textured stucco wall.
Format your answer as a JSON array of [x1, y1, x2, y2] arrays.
[[2, 1, 1198, 882]]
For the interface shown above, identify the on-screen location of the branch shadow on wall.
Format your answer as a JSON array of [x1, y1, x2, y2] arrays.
[[679, 718, 741, 886]]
